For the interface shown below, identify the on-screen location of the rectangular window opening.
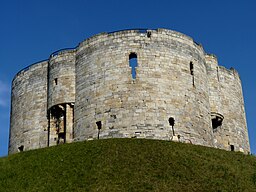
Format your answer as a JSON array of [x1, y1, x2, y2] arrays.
[[129, 53, 138, 79], [190, 62, 195, 86], [96, 121, 102, 139]]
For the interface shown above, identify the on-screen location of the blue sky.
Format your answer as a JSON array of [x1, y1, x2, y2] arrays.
[[0, 0, 255, 157]]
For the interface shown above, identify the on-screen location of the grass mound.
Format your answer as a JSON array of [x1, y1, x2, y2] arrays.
[[0, 139, 256, 191]]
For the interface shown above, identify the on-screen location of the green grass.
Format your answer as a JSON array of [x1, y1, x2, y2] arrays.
[[0, 138, 256, 192]]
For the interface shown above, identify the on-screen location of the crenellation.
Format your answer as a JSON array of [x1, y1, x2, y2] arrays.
[[9, 29, 250, 154]]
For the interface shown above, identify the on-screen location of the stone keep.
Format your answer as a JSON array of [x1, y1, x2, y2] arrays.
[[9, 29, 250, 154]]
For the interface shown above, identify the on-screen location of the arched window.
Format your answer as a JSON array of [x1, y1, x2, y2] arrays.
[[211, 112, 224, 133], [129, 53, 138, 79], [18, 145, 24, 152]]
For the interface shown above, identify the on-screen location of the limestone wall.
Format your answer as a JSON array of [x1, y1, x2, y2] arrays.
[[48, 49, 76, 108], [75, 29, 213, 147], [47, 49, 76, 146], [205, 53, 250, 153], [216, 67, 249, 153], [206, 54, 223, 114], [9, 61, 48, 154]]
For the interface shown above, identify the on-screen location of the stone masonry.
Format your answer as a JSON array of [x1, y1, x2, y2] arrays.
[[9, 29, 250, 154]]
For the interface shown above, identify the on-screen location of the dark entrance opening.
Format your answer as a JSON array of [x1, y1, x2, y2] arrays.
[[58, 132, 65, 145], [50, 105, 66, 145]]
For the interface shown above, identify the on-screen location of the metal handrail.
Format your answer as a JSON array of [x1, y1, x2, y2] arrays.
[[108, 28, 156, 34], [12, 59, 48, 82], [50, 47, 77, 57]]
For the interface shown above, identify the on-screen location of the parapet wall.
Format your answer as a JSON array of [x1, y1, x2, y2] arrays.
[[9, 28, 250, 154]]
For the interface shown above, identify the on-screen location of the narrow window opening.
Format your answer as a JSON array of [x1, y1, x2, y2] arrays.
[[230, 145, 235, 151], [54, 78, 58, 85], [18, 145, 24, 152], [147, 31, 151, 38], [96, 121, 102, 139], [168, 117, 175, 136], [190, 62, 194, 75], [190, 62, 195, 86], [129, 53, 138, 79], [217, 66, 220, 82]]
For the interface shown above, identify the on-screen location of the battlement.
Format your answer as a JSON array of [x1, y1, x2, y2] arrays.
[[9, 29, 250, 154]]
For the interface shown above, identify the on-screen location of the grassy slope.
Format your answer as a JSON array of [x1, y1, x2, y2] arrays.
[[0, 139, 256, 192]]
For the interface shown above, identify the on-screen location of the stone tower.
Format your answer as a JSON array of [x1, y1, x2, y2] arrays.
[[9, 29, 250, 154]]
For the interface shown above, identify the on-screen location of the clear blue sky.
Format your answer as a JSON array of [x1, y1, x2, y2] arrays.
[[1, 0, 255, 157]]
